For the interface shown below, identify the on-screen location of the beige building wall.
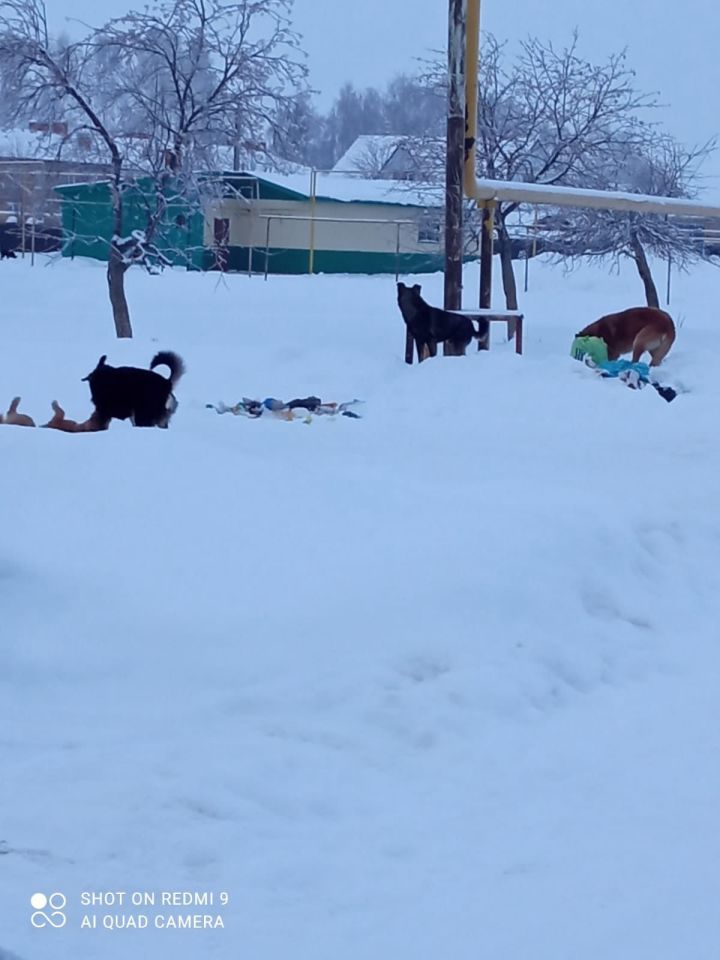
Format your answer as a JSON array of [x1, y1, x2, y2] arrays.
[[203, 198, 441, 254]]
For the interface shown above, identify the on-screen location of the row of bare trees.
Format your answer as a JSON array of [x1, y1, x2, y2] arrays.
[[0, 0, 307, 336], [275, 35, 715, 309], [417, 34, 715, 309], [1, 6, 714, 328], [460, 39, 709, 308]]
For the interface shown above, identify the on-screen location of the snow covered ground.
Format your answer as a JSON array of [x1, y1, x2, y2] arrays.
[[1, 252, 720, 959]]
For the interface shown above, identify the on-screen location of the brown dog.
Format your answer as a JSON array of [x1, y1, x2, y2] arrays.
[[577, 307, 676, 367], [1, 397, 36, 426], [43, 401, 101, 433], [1, 398, 101, 431]]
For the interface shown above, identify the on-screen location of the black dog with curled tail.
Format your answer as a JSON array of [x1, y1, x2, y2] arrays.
[[82, 351, 185, 429]]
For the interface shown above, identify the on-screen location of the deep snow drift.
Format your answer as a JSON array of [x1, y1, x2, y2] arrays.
[[1, 253, 720, 959]]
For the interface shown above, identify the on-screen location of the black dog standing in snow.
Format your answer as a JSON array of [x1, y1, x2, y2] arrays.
[[397, 281, 489, 361], [82, 351, 185, 429]]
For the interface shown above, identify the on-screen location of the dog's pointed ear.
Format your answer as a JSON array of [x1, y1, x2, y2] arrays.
[[413, 284, 421, 293], [82, 355, 107, 381]]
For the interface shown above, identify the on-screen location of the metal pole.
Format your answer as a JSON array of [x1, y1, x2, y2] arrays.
[[479, 200, 493, 308], [478, 200, 493, 350], [264, 217, 271, 281], [395, 221, 401, 281], [443, 0, 466, 320], [464, 0, 479, 198], [248, 177, 259, 276], [308, 169, 317, 275], [532, 208, 538, 259], [20, 191, 26, 258], [666, 254, 672, 306]]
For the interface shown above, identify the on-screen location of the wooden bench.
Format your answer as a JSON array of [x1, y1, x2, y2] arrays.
[[449, 309, 525, 355], [404, 309, 525, 364]]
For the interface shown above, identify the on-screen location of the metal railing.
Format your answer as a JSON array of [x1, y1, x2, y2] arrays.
[[259, 213, 416, 280]]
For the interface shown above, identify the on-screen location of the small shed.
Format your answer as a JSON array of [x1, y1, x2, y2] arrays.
[[55, 171, 449, 275], [55, 177, 205, 267]]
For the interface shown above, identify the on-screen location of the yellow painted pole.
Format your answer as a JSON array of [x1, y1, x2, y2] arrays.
[[532, 207, 538, 258], [464, 0, 481, 199], [308, 169, 317, 274], [465, 0, 494, 310]]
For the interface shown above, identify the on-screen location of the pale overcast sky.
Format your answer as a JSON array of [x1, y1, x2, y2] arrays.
[[50, 0, 720, 185]]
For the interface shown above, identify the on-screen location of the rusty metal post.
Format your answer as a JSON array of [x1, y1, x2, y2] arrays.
[[476, 200, 493, 348], [479, 201, 494, 308]]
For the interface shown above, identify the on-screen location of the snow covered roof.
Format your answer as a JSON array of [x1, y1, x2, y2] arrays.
[[241, 168, 442, 208], [207, 146, 311, 178], [0, 127, 63, 160], [0, 125, 104, 163], [52, 169, 442, 211], [331, 135, 405, 175]]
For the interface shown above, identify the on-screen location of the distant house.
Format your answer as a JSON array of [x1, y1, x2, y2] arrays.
[[332, 135, 444, 182], [0, 121, 87, 161], [55, 170, 455, 275], [0, 122, 115, 252]]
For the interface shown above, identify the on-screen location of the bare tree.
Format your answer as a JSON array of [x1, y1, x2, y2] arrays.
[[340, 135, 444, 181], [542, 135, 716, 305], [0, 0, 136, 335], [381, 73, 445, 138], [91, 0, 307, 317], [347, 137, 399, 178], [0, 0, 307, 337], [271, 94, 329, 168], [419, 33, 659, 310], [94, 0, 307, 175], [266, 71, 447, 172]]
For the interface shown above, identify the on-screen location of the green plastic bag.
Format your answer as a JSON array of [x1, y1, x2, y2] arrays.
[[570, 335, 608, 365]]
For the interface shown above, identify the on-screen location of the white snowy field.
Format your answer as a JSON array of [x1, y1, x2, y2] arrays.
[[1, 252, 720, 960]]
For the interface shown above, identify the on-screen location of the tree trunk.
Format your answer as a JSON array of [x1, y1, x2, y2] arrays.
[[107, 250, 132, 339], [108, 172, 133, 338], [630, 233, 659, 308], [496, 220, 519, 339]]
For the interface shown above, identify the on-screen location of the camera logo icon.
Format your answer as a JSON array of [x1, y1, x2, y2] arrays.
[[30, 892, 67, 928]]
